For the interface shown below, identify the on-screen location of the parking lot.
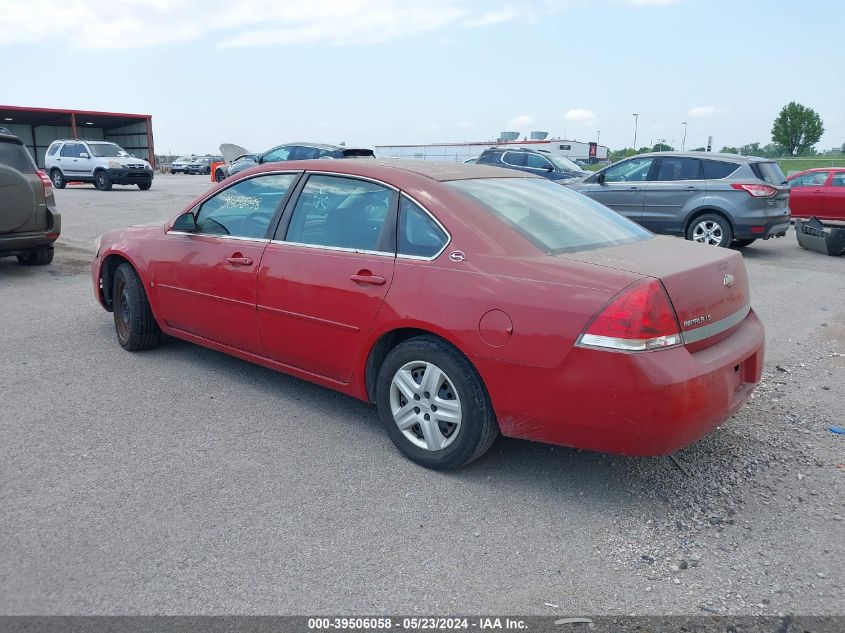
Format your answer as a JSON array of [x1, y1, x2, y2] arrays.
[[1, 174, 843, 615]]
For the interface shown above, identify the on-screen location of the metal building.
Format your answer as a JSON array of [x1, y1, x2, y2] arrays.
[[0, 105, 155, 169]]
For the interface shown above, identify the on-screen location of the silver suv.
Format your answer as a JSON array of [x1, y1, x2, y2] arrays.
[[568, 152, 790, 247], [45, 139, 154, 191]]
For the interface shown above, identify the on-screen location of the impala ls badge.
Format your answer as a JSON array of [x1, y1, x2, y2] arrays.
[[683, 314, 712, 329], [723, 274, 735, 287]]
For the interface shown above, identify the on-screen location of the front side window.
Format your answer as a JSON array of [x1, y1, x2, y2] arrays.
[[654, 157, 701, 181], [291, 146, 318, 160], [447, 177, 651, 254], [790, 171, 830, 187], [602, 157, 654, 182], [548, 154, 582, 172], [195, 173, 297, 238], [285, 174, 394, 252], [60, 143, 80, 158], [262, 146, 292, 163], [398, 197, 448, 258], [524, 153, 553, 170]]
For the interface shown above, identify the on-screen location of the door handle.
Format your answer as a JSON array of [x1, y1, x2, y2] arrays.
[[350, 273, 386, 285], [685, 186, 699, 191], [225, 256, 253, 266], [627, 186, 639, 191]]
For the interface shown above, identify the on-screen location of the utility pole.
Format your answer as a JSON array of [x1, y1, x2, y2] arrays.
[[597, 130, 600, 145], [682, 121, 688, 151], [632, 113, 639, 151]]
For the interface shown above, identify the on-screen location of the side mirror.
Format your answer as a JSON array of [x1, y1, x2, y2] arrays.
[[546, 165, 555, 172], [256, 155, 264, 165], [596, 172, 606, 184], [172, 212, 197, 232], [79, 152, 89, 159]]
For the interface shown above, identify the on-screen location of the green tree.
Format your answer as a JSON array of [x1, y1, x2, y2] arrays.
[[691, 146, 706, 152], [771, 102, 824, 156], [720, 146, 739, 154], [652, 142, 674, 152], [761, 142, 787, 158], [739, 142, 761, 156]]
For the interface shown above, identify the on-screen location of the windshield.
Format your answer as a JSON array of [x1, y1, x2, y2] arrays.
[[88, 143, 129, 158], [447, 177, 651, 254], [547, 154, 583, 172], [176, 156, 191, 162]]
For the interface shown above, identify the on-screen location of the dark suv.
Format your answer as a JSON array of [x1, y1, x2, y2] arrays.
[[0, 128, 60, 265], [476, 147, 588, 181]]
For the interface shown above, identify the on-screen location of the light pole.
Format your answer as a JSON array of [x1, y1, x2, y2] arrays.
[[682, 121, 688, 151], [632, 113, 639, 151], [597, 130, 600, 145]]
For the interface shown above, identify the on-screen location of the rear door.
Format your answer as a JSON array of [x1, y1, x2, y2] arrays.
[[58, 142, 83, 177], [0, 138, 45, 234], [582, 156, 653, 221], [788, 171, 830, 217], [822, 171, 845, 220], [257, 173, 397, 382], [641, 156, 703, 233]]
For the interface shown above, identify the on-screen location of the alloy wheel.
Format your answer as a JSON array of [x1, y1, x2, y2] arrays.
[[691, 220, 724, 246], [389, 361, 462, 451]]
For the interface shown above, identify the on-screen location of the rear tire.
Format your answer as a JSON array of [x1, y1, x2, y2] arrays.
[[17, 247, 54, 266], [112, 263, 161, 351], [732, 238, 756, 248], [686, 213, 732, 247], [215, 169, 225, 182], [50, 169, 66, 189], [94, 170, 113, 191], [375, 335, 498, 470]]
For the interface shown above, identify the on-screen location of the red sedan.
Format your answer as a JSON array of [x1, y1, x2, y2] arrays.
[[788, 167, 845, 221], [92, 160, 764, 469]]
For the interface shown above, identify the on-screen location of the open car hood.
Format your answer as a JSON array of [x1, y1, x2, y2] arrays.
[[219, 143, 251, 164]]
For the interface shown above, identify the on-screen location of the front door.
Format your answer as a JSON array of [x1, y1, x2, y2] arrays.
[[585, 156, 654, 221], [257, 173, 397, 382], [154, 172, 300, 354], [641, 156, 703, 233]]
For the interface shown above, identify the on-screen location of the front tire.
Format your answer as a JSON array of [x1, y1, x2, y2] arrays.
[[375, 335, 498, 470], [17, 247, 54, 266], [112, 263, 161, 351], [94, 170, 113, 191], [686, 213, 732, 247], [50, 169, 66, 189], [138, 182, 152, 190], [215, 169, 225, 183]]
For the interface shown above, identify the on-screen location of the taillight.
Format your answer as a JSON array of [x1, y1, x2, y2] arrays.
[[37, 170, 52, 199], [730, 183, 777, 197], [577, 279, 681, 352]]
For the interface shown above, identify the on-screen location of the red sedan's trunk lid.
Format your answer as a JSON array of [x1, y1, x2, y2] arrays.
[[561, 236, 750, 347]]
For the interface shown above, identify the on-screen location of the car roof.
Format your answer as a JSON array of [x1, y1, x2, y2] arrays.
[[791, 166, 845, 173], [244, 158, 536, 183], [628, 151, 777, 163]]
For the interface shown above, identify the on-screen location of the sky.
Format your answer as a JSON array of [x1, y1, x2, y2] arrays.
[[1, 0, 842, 156]]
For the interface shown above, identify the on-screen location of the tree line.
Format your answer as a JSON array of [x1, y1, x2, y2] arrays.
[[610, 102, 838, 160]]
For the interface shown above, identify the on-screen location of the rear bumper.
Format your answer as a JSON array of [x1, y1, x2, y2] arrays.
[[0, 208, 61, 257], [734, 218, 790, 240], [475, 309, 765, 456], [106, 168, 153, 185]]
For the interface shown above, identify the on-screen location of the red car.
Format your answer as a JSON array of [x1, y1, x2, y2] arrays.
[[92, 160, 764, 469], [788, 167, 845, 221]]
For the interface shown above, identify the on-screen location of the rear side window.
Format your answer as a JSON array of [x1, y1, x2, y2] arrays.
[[0, 140, 36, 174], [654, 157, 701, 181], [47, 143, 61, 156], [291, 146, 318, 160], [398, 196, 448, 258], [831, 173, 845, 187], [702, 159, 739, 179], [751, 161, 787, 185], [285, 175, 395, 252], [447, 177, 651, 254]]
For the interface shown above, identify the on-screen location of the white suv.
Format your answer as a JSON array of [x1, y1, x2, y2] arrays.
[[45, 140, 154, 191]]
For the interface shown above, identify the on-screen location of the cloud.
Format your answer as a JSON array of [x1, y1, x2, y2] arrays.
[[0, 0, 564, 49], [688, 105, 719, 118], [507, 114, 534, 129], [627, 0, 680, 6], [564, 108, 596, 124]]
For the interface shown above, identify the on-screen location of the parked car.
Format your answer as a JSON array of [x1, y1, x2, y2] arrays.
[[92, 160, 763, 470], [225, 143, 375, 178], [0, 128, 60, 265], [170, 156, 193, 174], [787, 167, 845, 222], [476, 147, 588, 181], [568, 152, 790, 247], [186, 155, 223, 175], [45, 139, 154, 191]]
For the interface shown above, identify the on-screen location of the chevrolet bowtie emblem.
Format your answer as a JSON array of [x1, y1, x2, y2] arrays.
[[723, 274, 734, 287]]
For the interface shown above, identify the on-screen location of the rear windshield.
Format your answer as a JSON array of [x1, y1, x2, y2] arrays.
[[341, 149, 375, 158], [0, 140, 36, 174], [751, 161, 787, 185], [447, 177, 651, 254]]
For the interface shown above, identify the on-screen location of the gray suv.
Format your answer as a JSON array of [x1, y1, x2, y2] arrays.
[[0, 128, 60, 265], [568, 152, 790, 247]]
